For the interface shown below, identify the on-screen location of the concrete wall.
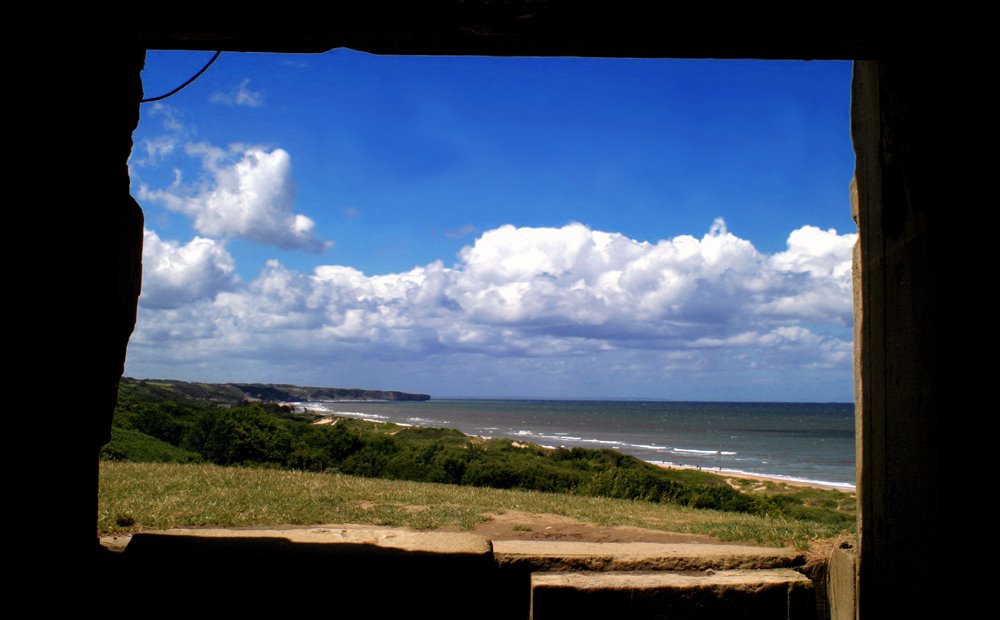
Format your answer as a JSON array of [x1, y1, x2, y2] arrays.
[[852, 60, 942, 617], [86, 19, 944, 616]]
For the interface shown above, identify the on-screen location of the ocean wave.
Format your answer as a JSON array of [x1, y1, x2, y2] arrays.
[[288, 401, 332, 412], [714, 468, 856, 490], [514, 430, 562, 439], [646, 462, 855, 489], [505, 432, 743, 458], [673, 448, 721, 455], [628, 443, 738, 456], [580, 439, 626, 446]]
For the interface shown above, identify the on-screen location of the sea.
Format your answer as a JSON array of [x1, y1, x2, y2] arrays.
[[289, 399, 856, 490]]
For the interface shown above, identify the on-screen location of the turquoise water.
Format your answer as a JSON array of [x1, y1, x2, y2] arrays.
[[294, 399, 855, 488]]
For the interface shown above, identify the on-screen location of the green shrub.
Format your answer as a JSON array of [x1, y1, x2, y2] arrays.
[[187, 406, 294, 466], [101, 426, 202, 463]]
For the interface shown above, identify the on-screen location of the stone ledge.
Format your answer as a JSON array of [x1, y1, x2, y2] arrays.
[[495, 540, 804, 572], [530, 569, 814, 620], [128, 526, 493, 556], [532, 568, 812, 589], [120, 527, 501, 617]]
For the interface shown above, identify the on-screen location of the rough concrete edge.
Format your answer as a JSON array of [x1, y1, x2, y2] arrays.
[[829, 544, 857, 620], [530, 568, 813, 588], [496, 551, 805, 573], [122, 526, 494, 556]]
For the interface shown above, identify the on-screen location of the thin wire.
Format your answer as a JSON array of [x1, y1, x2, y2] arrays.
[[140, 51, 222, 103]]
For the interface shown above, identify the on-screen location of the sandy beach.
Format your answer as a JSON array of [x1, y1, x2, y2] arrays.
[[652, 462, 855, 492]]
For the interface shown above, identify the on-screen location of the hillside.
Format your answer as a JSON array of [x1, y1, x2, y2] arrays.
[[103, 381, 855, 531], [119, 377, 431, 404]]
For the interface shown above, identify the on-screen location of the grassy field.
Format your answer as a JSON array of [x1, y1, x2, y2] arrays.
[[99, 460, 854, 548]]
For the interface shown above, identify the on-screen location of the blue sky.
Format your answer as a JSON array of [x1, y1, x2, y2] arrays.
[[127, 50, 856, 401]]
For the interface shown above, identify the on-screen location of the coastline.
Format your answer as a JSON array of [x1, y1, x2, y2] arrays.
[[651, 461, 855, 492], [297, 403, 856, 493]]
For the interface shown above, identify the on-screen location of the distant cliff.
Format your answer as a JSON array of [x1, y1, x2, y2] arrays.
[[119, 377, 430, 404], [233, 383, 431, 402]]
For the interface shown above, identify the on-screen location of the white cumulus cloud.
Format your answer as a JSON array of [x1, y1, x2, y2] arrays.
[[139, 228, 238, 309], [760, 225, 856, 325], [128, 220, 857, 398], [139, 144, 331, 252]]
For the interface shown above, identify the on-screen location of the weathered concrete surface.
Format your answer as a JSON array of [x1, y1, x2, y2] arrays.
[[99, 533, 132, 552], [129, 525, 493, 555], [492, 540, 805, 619], [90, 27, 943, 616], [106, 530, 811, 619], [494, 540, 805, 572], [530, 569, 814, 620], [122, 527, 499, 617], [141, 9, 909, 59], [828, 544, 857, 620], [852, 60, 943, 617]]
